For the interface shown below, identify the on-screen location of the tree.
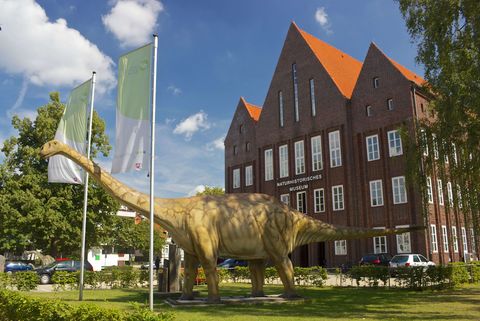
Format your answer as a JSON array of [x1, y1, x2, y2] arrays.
[[397, 0, 480, 247], [0, 93, 119, 257], [106, 216, 166, 256], [195, 186, 225, 196]]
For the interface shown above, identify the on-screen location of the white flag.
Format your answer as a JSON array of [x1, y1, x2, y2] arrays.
[[111, 43, 152, 174], [48, 79, 91, 184]]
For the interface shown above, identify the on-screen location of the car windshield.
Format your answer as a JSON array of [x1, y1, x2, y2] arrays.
[[44, 262, 58, 268], [391, 255, 409, 263]]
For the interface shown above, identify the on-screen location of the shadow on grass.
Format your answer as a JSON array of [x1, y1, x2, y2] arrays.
[[155, 284, 480, 320]]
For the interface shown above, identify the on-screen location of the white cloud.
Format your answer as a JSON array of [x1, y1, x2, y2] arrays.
[[167, 85, 182, 96], [206, 136, 225, 151], [0, 0, 115, 93], [8, 77, 29, 117], [102, 0, 164, 48], [188, 185, 205, 196], [315, 7, 333, 35], [173, 111, 211, 140]]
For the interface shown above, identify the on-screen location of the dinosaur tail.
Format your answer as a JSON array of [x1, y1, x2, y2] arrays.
[[294, 213, 424, 247]]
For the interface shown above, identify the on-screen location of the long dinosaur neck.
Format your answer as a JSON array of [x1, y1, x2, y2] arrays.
[[54, 147, 150, 214]]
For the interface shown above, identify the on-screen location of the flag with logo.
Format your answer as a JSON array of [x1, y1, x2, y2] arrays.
[[111, 43, 152, 173], [48, 79, 91, 183]]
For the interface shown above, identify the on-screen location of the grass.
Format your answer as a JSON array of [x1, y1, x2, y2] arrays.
[[24, 283, 480, 321]]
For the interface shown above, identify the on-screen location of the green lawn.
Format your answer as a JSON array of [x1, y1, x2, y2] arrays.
[[25, 283, 480, 321]]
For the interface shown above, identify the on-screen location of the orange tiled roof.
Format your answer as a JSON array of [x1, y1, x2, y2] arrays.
[[241, 97, 262, 122], [387, 57, 426, 86], [294, 23, 363, 98]]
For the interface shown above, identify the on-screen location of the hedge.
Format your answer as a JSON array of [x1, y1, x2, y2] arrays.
[[0, 290, 174, 321]]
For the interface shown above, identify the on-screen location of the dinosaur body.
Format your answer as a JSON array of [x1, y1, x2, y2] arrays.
[[40, 140, 423, 302]]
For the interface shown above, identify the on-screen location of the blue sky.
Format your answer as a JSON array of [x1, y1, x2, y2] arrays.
[[0, 0, 423, 198]]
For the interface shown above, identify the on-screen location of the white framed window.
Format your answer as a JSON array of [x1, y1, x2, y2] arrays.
[[310, 78, 316, 117], [452, 143, 457, 164], [396, 225, 411, 254], [366, 134, 380, 161], [369, 180, 384, 207], [457, 184, 463, 208], [437, 179, 444, 206], [335, 240, 347, 255], [388, 130, 403, 157], [292, 64, 299, 122], [392, 176, 407, 204], [296, 191, 306, 213], [430, 224, 438, 253], [314, 188, 325, 213], [278, 91, 284, 127], [332, 185, 344, 211], [294, 140, 305, 175], [452, 226, 459, 253], [432, 134, 439, 160], [426, 177, 434, 204], [264, 149, 273, 181], [280, 194, 290, 206], [245, 165, 253, 186], [461, 227, 468, 253], [311, 135, 323, 171], [233, 168, 240, 189], [447, 182, 453, 206], [329, 130, 342, 167], [442, 225, 449, 253], [387, 98, 394, 111], [471, 228, 476, 253], [373, 231, 387, 254], [366, 105, 372, 117], [279, 144, 289, 178], [373, 77, 379, 88], [421, 129, 428, 156]]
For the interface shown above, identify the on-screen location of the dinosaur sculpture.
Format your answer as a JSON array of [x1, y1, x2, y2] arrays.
[[40, 140, 423, 302]]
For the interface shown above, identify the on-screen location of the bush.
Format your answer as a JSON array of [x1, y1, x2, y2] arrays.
[[0, 273, 13, 290], [0, 290, 174, 321], [469, 263, 480, 283], [84, 271, 101, 289], [347, 266, 389, 287], [264, 267, 278, 284], [13, 271, 39, 291], [449, 262, 470, 286], [52, 271, 78, 291]]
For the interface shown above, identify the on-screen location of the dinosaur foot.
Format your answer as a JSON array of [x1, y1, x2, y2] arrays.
[[250, 291, 266, 297], [178, 293, 195, 301], [280, 292, 303, 299], [206, 296, 221, 303]]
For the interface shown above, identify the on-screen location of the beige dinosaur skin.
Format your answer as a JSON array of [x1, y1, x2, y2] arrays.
[[40, 140, 424, 302]]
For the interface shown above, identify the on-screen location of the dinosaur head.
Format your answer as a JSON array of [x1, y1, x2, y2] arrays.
[[39, 140, 63, 159]]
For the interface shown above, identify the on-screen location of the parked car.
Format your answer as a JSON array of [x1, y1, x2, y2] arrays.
[[35, 260, 93, 284], [4, 261, 34, 273], [217, 259, 248, 269], [389, 254, 435, 268], [359, 253, 392, 266]]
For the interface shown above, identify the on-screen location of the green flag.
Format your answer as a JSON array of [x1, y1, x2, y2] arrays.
[[112, 43, 152, 173], [48, 79, 91, 183]]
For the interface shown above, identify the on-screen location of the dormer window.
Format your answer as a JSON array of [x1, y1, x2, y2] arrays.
[[373, 77, 379, 88], [387, 98, 394, 111], [366, 105, 372, 117]]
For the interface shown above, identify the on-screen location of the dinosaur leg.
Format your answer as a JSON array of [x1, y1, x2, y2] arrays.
[[179, 252, 199, 300], [248, 259, 266, 297], [194, 228, 220, 303], [274, 257, 300, 299]]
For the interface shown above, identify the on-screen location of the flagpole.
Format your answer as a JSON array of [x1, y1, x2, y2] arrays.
[[79, 71, 96, 301], [149, 35, 158, 311]]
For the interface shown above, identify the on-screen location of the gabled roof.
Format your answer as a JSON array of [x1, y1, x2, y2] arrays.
[[370, 42, 425, 86], [387, 57, 426, 86], [240, 97, 262, 122], [293, 22, 363, 98]]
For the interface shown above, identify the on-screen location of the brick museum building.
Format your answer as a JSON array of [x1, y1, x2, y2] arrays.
[[224, 23, 478, 267]]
